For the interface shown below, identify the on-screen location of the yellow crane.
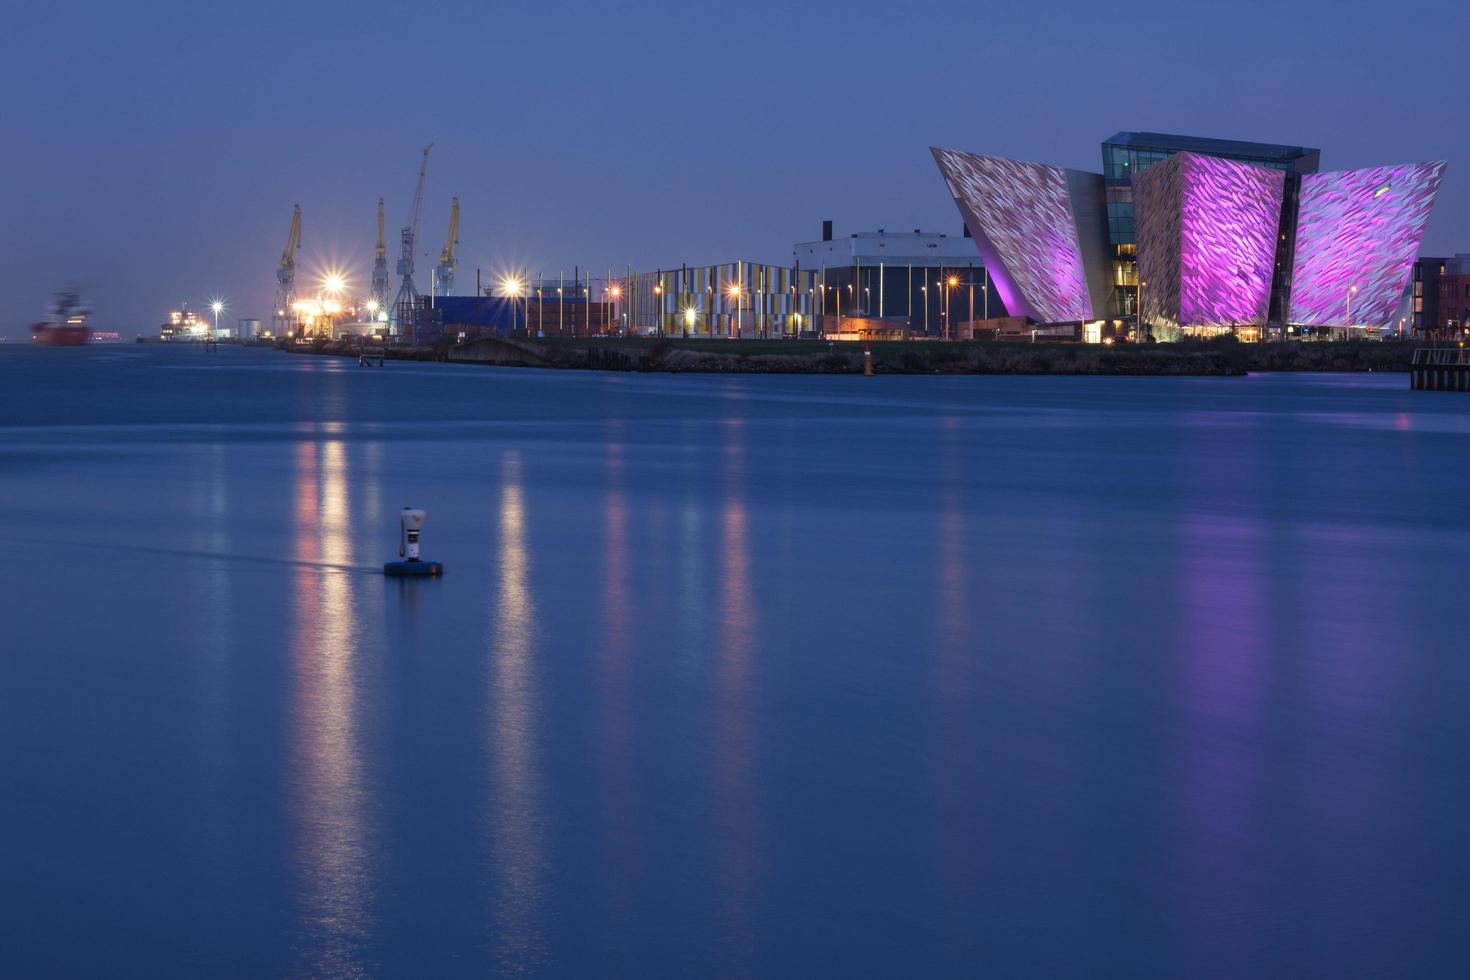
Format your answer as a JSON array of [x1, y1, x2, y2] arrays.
[[435, 196, 459, 297]]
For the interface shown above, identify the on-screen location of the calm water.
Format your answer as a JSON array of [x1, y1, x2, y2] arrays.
[[2, 345, 1468, 977]]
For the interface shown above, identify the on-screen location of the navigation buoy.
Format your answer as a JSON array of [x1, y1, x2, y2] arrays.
[[383, 506, 443, 576]]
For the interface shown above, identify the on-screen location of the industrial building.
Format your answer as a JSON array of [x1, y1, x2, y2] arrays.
[[404, 275, 623, 343], [933, 133, 1447, 339], [1436, 254, 1470, 335], [793, 223, 1001, 338], [623, 262, 817, 338]]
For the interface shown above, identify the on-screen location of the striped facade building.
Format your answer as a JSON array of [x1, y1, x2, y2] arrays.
[[624, 262, 819, 338]]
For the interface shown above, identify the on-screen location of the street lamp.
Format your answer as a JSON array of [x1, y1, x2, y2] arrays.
[[1138, 279, 1148, 342], [209, 298, 225, 338], [944, 274, 959, 340], [727, 281, 742, 337], [501, 277, 523, 333], [1346, 284, 1359, 337]]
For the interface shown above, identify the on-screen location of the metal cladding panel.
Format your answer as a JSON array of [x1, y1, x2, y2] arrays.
[[1065, 169, 1114, 320], [932, 148, 1100, 322], [1181, 155, 1284, 326], [1133, 154, 1184, 330], [1135, 153, 1284, 328], [1289, 162, 1447, 327]]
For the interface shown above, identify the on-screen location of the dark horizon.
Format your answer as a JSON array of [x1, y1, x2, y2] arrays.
[[3, 0, 1465, 338]]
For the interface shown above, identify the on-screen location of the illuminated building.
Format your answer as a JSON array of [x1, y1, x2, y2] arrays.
[[933, 132, 1446, 338], [792, 224, 998, 337]]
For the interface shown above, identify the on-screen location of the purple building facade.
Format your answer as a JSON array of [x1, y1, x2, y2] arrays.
[[1288, 161, 1448, 329], [933, 137, 1446, 335], [931, 148, 1109, 323], [1133, 153, 1285, 334]]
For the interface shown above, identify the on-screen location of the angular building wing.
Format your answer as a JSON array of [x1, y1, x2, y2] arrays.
[[1288, 162, 1447, 328], [932, 148, 1109, 323], [1133, 152, 1285, 333]]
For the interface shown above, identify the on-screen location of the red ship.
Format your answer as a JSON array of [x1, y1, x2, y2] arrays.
[[31, 291, 94, 346]]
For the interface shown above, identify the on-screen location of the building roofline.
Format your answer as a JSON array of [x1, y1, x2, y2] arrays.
[[1103, 131, 1320, 159]]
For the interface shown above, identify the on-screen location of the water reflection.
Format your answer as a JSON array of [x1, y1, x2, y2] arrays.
[[930, 416, 980, 944], [192, 443, 231, 762], [597, 435, 638, 925], [714, 417, 761, 958], [289, 438, 371, 976], [1168, 497, 1270, 967], [487, 451, 546, 972]]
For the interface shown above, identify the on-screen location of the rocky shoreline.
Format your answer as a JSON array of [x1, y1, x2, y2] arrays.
[[287, 336, 1425, 376]]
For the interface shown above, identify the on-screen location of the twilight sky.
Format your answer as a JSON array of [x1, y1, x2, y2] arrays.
[[2, 0, 1465, 337]]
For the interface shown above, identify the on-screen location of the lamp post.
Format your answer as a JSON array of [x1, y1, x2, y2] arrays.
[[920, 284, 927, 335], [209, 299, 224, 339], [502, 277, 523, 334], [945, 274, 959, 341], [322, 274, 347, 340], [1137, 279, 1147, 342], [1346, 285, 1358, 339], [727, 281, 742, 338]]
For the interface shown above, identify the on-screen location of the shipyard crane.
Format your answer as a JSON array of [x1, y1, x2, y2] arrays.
[[392, 144, 432, 333], [435, 197, 459, 297], [370, 198, 390, 320], [274, 204, 301, 336]]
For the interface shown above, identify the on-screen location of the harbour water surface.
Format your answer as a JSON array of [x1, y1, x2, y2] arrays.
[[2, 346, 1468, 977]]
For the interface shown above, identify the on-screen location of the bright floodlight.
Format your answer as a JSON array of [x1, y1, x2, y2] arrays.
[[366, 299, 379, 312], [501, 277, 523, 297], [323, 273, 346, 294], [210, 299, 225, 315], [947, 275, 960, 288], [726, 283, 741, 297], [683, 306, 697, 324], [609, 285, 621, 299]]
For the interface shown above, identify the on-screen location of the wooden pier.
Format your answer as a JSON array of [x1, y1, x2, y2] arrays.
[[1410, 348, 1470, 392]]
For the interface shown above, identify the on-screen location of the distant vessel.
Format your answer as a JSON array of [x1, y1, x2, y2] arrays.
[[160, 307, 211, 342], [31, 291, 93, 346]]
